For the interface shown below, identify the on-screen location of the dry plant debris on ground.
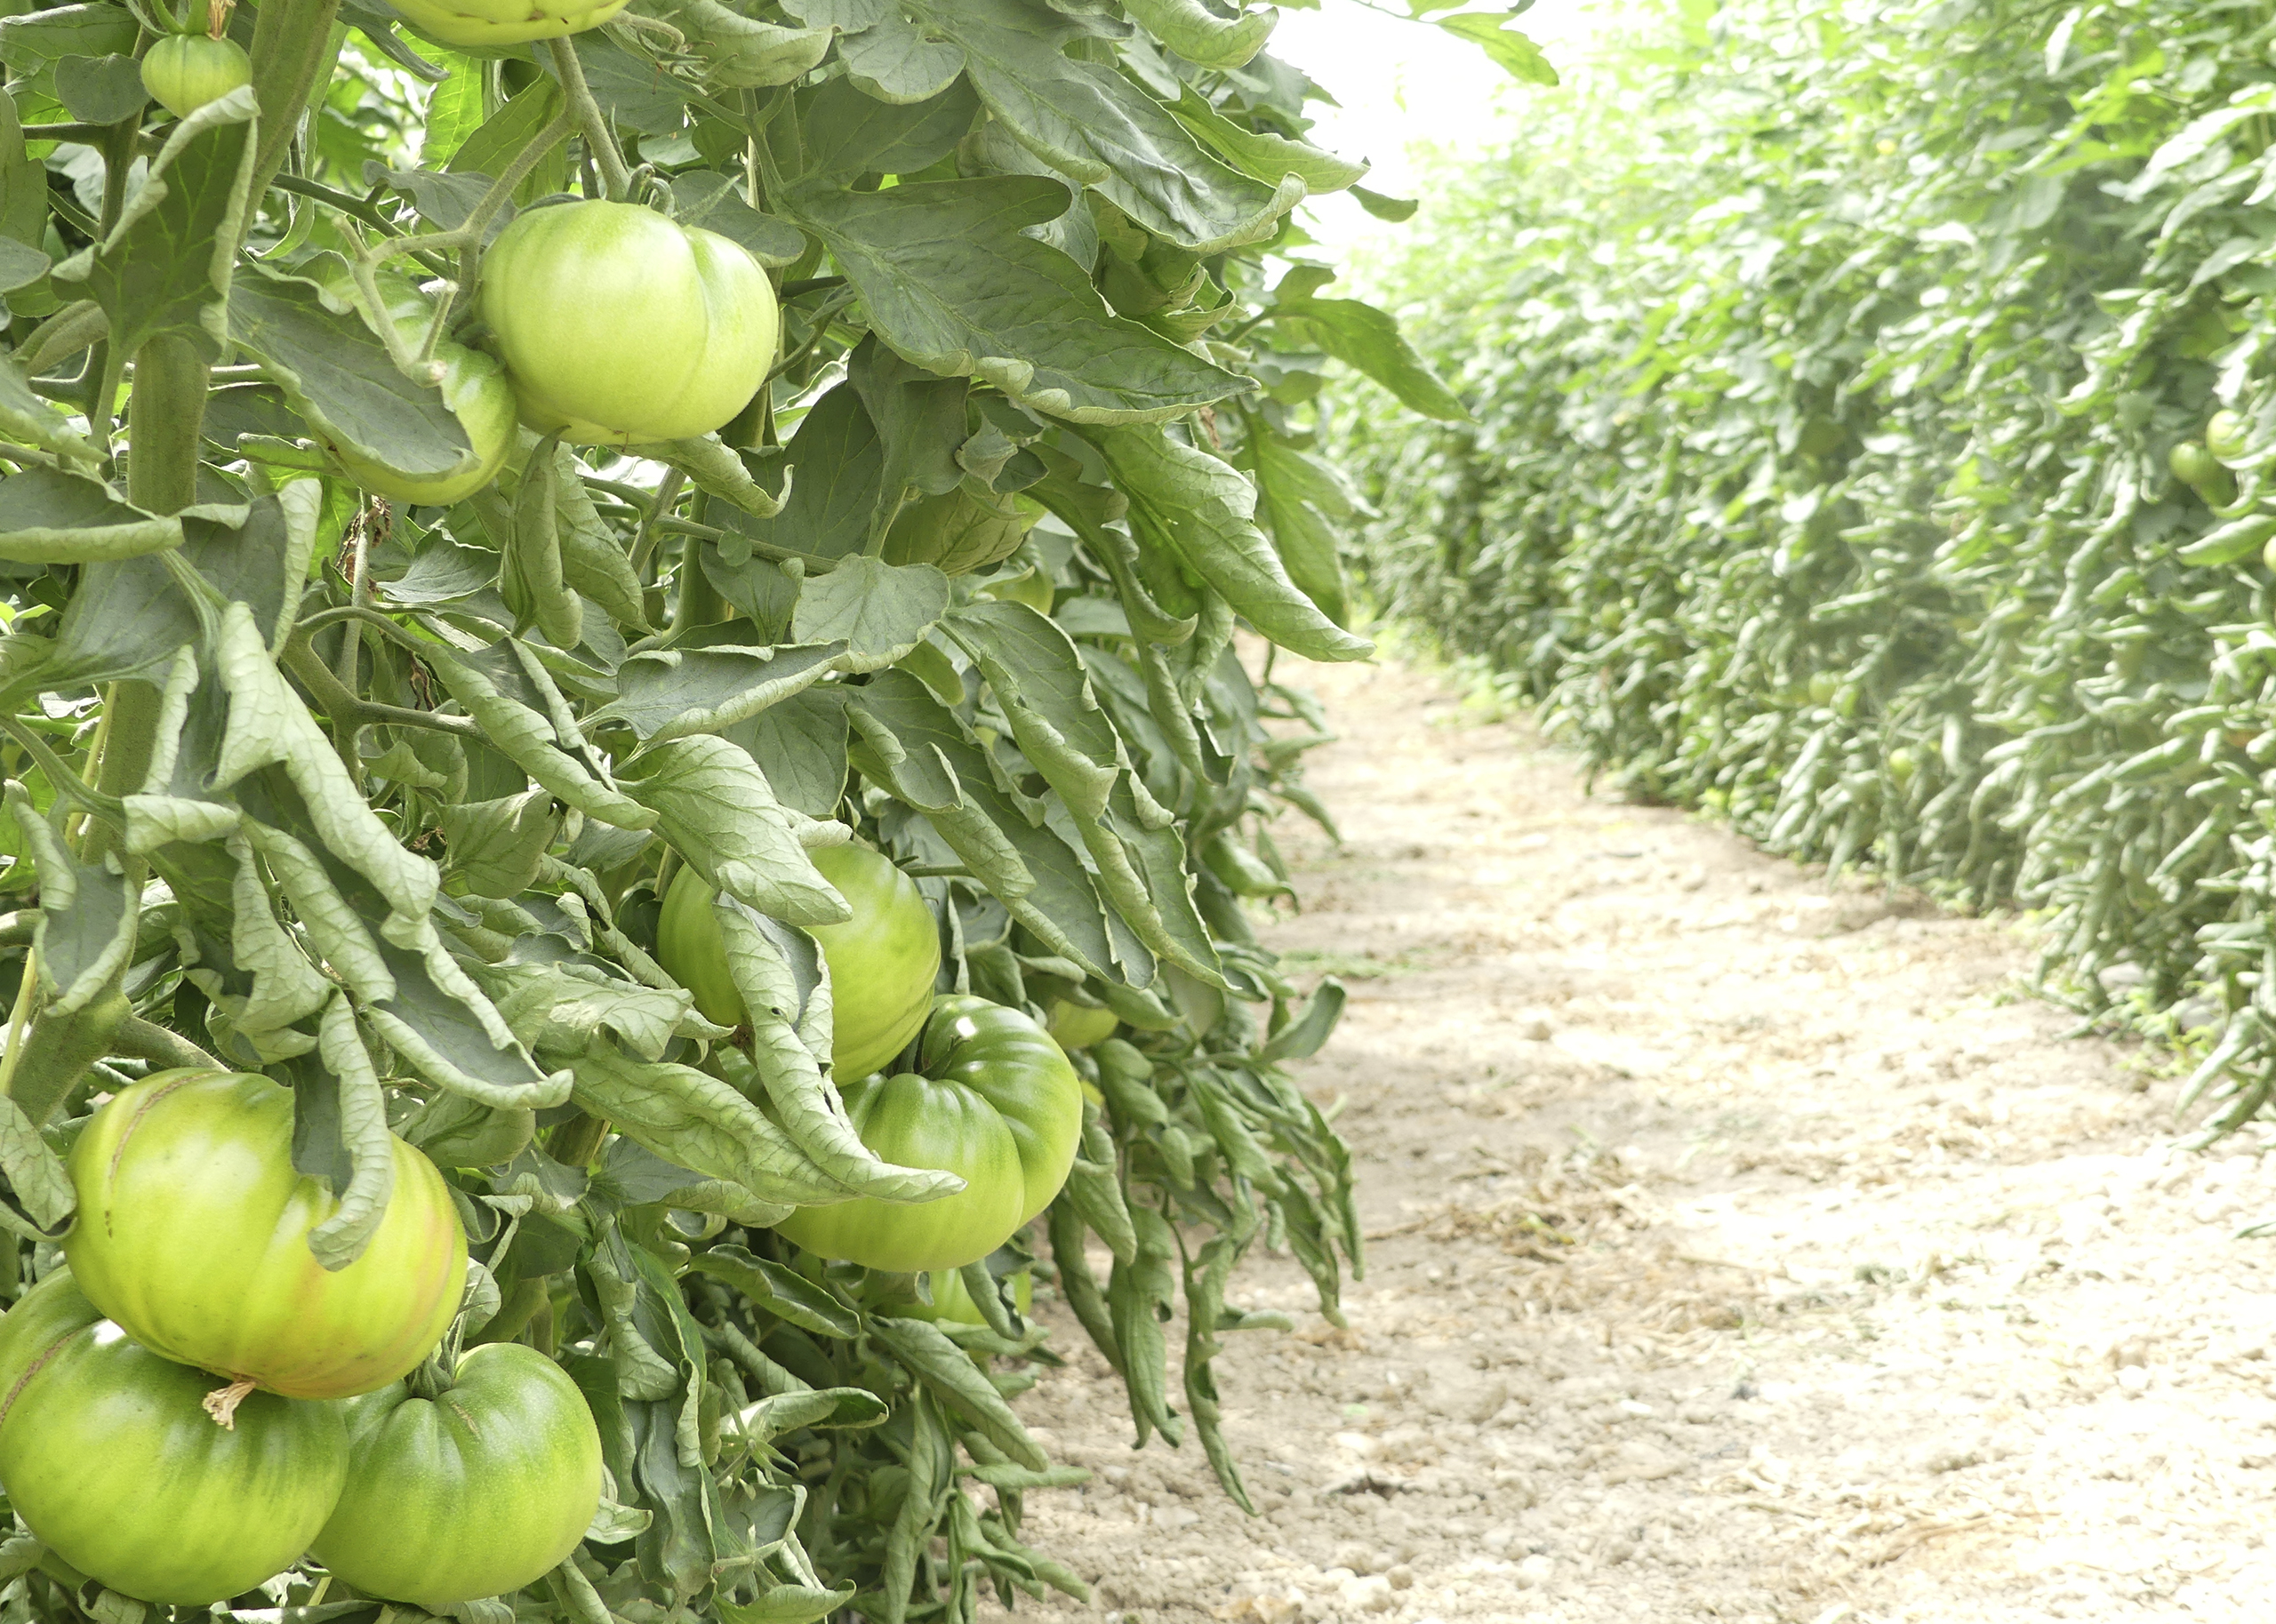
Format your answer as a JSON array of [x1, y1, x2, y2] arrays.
[[982, 653, 2276, 1624]]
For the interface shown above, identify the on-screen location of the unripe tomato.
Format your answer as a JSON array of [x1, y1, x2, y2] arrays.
[[1045, 997, 1118, 1051], [0, 1271, 349, 1604], [1887, 746, 1918, 783], [140, 33, 251, 119], [325, 322, 517, 506], [774, 995, 1084, 1273], [65, 1069, 468, 1399], [478, 201, 778, 446], [312, 1342, 602, 1611], [1807, 671, 1840, 706], [388, 0, 628, 45], [906, 1267, 1033, 1325], [2208, 408, 2249, 462], [2171, 441, 2222, 488], [657, 844, 939, 1081]]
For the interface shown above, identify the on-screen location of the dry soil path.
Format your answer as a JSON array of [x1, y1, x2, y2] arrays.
[[991, 652, 2276, 1624]]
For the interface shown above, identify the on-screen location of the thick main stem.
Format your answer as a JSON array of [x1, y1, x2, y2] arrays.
[[246, 0, 343, 207]]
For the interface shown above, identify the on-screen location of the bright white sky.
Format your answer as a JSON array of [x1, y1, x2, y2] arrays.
[[1270, 0, 1605, 259]]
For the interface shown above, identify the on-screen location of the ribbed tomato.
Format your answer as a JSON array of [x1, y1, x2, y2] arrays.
[[0, 1271, 348, 1604], [657, 843, 939, 1080], [65, 1069, 468, 1399], [139, 33, 251, 119], [773, 996, 1083, 1272], [312, 1342, 602, 1610], [477, 201, 778, 446]]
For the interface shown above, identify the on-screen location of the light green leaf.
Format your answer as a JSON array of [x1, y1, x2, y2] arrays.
[[1166, 85, 1365, 193], [9, 782, 134, 1017], [0, 1090, 71, 1230], [870, 1316, 1049, 1468], [632, 0, 837, 87], [1123, 0, 1274, 68], [790, 555, 950, 673], [1431, 9, 1557, 83], [590, 642, 846, 742], [622, 734, 849, 926], [568, 1041, 854, 1206], [438, 788, 558, 900], [1090, 425, 1372, 662], [306, 994, 397, 1271], [0, 467, 180, 563], [781, 177, 1251, 424], [1272, 292, 1471, 422]]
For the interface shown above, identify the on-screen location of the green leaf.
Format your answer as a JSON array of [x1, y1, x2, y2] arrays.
[[789, 555, 949, 672], [0, 466, 181, 563], [1167, 85, 1366, 194], [870, 1316, 1049, 1469], [780, 177, 1252, 424], [446, 73, 567, 206], [724, 687, 849, 818], [438, 788, 557, 899], [569, 1043, 853, 1206], [1272, 292, 1471, 422], [420, 643, 658, 830], [1243, 433, 1363, 627], [417, 49, 486, 167], [666, 172, 807, 267], [1432, 11, 1559, 84], [686, 1244, 862, 1338], [1122, 0, 1275, 69], [1091, 424, 1372, 662], [622, 734, 849, 926], [229, 262, 487, 485], [717, 1586, 858, 1624], [1350, 184, 1418, 221], [52, 52, 141, 124], [55, 85, 257, 357], [305, 994, 397, 1270], [632, 0, 836, 88], [592, 641, 846, 742], [796, 74, 981, 182]]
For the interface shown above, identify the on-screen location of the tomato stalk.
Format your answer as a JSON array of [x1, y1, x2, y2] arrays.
[[545, 36, 629, 201], [244, 0, 342, 206]]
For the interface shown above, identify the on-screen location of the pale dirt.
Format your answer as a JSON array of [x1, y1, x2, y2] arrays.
[[984, 652, 2276, 1624]]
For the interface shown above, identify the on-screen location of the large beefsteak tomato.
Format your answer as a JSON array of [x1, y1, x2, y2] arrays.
[[478, 201, 777, 446], [658, 843, 939, 1080], [65, 1069, 468, 1399], [312, 1342, 602, 1609], [0, 1271, 349, 1604], [773, 995, 1083, 1272]]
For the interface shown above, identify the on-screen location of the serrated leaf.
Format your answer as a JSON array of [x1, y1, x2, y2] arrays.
[[1091, 424, 1371, 662], [1434, 11, 1559, 84], [790, 556, 948, 672], [590, 641, 845, 741], [56, 84, 257, 356], [780, 177, 1251, 424], [568, 1042, 852, 1206], [1272, 292, 1471, 422], [634, 0, 836, 87], [1122, 0, 1273, 68], [626, 735, 847, 925], [1168, 84, 1366, 194]]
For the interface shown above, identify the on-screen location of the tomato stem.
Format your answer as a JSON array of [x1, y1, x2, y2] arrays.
[[546, 36, 630, 202]]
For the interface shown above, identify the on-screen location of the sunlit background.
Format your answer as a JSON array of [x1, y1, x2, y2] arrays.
[[1273, 0, 1601, 259]]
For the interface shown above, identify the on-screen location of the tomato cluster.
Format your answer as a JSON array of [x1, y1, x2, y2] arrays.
[[0, 1071, 598, 1607]]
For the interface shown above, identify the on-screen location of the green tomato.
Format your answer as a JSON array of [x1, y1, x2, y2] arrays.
[[312, 1342, 602, 1611], [1887, 746, 1918, 783], [325, 296, 518, 506], [1045, 997, 1119, 1051], [0, 1270, 349, 1604], [65, 1069, 469, 1400], [388, 0, 627, 45], [478, 201, 778, 447], [1807, 671, 1840, 706], [774, 996, 1084, 1273], [2208, 408, 2249, 462], [657, 844, 940, 1081], [906, 1267, 1033, 1325], [139, 33, 251, 119]]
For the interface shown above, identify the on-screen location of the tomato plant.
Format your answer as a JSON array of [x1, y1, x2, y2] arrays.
[[774, 995, 1083, 1272], [0, 0, 1495, 1605], [0, 1272, 349, 1605], [313, 1342, 603, 1610], [1340, 0, 2276, 1145], [477, 201, 779, 447], [65, 1071, 468, 1399], [657, 842, 940, 1079]]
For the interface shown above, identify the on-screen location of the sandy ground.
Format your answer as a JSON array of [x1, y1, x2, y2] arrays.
[[986, 652, 2276, 1624]]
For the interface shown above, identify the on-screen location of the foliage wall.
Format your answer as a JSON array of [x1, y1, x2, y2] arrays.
[[1342, 0, 2276, 1133], [0, 0, 1505, 1619]]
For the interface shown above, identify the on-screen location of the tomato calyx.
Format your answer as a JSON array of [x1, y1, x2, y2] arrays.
[[201, 1376, 257, 1431]]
